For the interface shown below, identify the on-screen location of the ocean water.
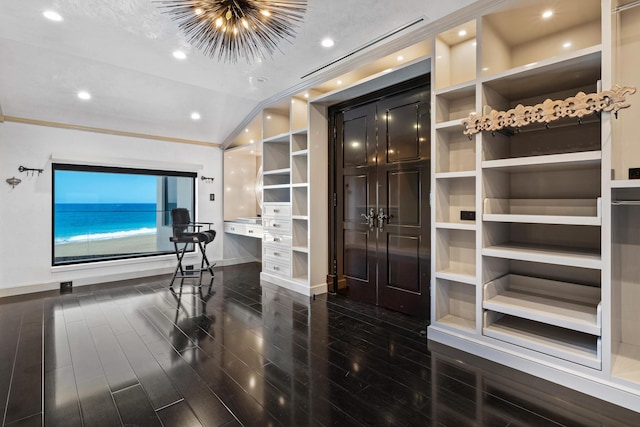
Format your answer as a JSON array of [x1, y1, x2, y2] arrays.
[[54, 203, 158, 244]]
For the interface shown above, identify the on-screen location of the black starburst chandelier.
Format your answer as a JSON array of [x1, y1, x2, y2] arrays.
[[156, 0, 308, 63]]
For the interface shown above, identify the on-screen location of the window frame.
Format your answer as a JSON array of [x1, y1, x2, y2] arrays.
[[52, 163, 197, 266]]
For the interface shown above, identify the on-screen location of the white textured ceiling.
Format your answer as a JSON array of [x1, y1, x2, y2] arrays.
[[0, 0, 482, 145]]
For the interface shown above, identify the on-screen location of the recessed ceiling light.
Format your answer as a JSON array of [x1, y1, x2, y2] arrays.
[[245, 128, 249, 132], [250, 139, 255, 143], [482, 67, 489, 71], [458, 29, 467, 37], [43, 10, 63, 21], [304, 93, 309, 98], [266, 115, 271, 119], [173, 50, 187, 60], [472, 41, 477, 46], [397, 55, 404, 61], [77, 91, 91, 100], [191, 112, 201, 120], [321, 38, 334, 48], [563, 41, 572, 48], [542, 10, 553, 19]]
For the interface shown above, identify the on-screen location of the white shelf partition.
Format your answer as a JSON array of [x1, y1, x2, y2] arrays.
[[482, 243, 602, 270], [483, 274, 601, 335], [483, 198, 602, 226], [482, 151, 602, 172], [483, 313, 602, 369]]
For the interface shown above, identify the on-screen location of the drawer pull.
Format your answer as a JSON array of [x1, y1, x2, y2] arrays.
[[273, 252, 280, 256], [272, 223, 279, 227], [274, 209, 280, 213], [273, 266, 280, 271], [248, 230, 253, 233], [230, 227, 235, 231], [274, 237, 281, 242]]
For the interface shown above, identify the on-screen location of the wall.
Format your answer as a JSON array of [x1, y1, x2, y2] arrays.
[[0, 121, 222, 296]]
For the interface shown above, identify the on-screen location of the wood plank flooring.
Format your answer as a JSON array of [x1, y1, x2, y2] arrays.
[[0, 262, 639, 426]]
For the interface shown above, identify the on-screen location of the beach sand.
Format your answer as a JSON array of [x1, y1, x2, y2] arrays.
[[54, 234, 161, 258]]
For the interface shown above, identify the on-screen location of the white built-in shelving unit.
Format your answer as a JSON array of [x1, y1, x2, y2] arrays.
[[253, 93, 329, 296], [430, 0, 640, 412]]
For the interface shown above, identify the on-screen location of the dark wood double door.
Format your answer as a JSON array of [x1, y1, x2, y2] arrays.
[[333, 83, 430, 318]]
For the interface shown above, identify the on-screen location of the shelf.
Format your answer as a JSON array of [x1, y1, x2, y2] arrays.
[[262, 132, 289, 143], [263, 168, 290, 176], [435, 314, 476, 333], [292, 154, 308, 185], [613, 343, 640, 385], [292, 251, 308, 282], [292, 246, 309, 253], [435, 222, 476, 231], [292, 131, 308, 152], [483, 243, 602, 269], [612, 180, 640, 189], [435, 176, 475, 224], [435, 83, 475, 123], [481, 0, 601, 76], [263, 184, 290, 190], [292, 215, 308, 221], [483, 274, 601, 335], [482, 151, 601, 172], [292, 149, 309, 157], [263, 187, 290, 203], [435, 20, 477, 90], [434, 119, 465, 130], [435, 268, 476, 285], [292, 186, 308, 216], [483, 198, 601, 226], [435, 279, 476, 333], [436, 229, 476, 279], [483, 313, 601, 369], [481, 47, 602, 100], [435, 171, 476, 179], [435, 126, 476, 174]]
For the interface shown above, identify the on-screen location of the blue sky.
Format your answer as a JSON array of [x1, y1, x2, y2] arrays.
[[55, 171, 157, 203]]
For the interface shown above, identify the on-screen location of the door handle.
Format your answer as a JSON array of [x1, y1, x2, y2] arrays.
[[377, 208, 389, 231], [361, 207, 376, 230]]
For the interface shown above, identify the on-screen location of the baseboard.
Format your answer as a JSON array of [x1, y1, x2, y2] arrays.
[[260, 271, 328, 297], [219, 256, 261, 266], [0, 266, 179, 299]]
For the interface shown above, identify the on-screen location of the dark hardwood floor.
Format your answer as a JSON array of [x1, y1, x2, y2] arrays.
[[1, 262, 639, 426]]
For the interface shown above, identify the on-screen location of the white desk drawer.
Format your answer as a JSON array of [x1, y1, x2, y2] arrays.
[[263, 204, 291, 218], [263, 218, 291, 233], [263, 259, 290, 277], [263, 245, 291, 262], [263, 232, 291, 246], [224, 222, 246, 235], [245, 224, 262, 237]]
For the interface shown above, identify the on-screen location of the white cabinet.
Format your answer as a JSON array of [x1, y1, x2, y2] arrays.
[[261, 202, 291, 279]]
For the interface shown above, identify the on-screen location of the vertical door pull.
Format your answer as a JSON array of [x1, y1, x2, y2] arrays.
[[361, 207, 376, 230], [377, 208, 389, 231]]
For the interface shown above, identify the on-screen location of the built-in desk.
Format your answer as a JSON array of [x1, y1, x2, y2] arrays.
[[224, 219, 262, 239]]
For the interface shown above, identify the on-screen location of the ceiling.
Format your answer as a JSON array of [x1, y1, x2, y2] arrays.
[[0, 0, 485, 147]]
